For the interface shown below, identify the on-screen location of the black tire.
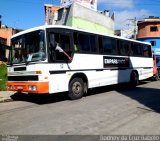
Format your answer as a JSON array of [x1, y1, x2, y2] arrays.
[[130, 71, 139, 87], [69, 78, 84, 100], [154, 71, 160, 81]]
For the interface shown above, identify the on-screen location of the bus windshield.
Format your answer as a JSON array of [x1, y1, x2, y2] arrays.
[[9, 30, 46, 64]]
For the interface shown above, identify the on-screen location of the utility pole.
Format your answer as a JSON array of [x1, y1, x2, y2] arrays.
[[128, 17, 137, 39], [133, 17, 137, 39]]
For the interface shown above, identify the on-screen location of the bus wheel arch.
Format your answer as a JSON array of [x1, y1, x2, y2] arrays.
[[68, 73, 88, 100], [130, 70, 139, 86]]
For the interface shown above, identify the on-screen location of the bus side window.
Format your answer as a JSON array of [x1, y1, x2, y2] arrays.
[[59, 34, 70, 51], [98, 36, 103, 54], [128, 45, 133, 56], [78, 33, 90, 52], [54, 33, 60, 45], [48, 33, 56, 62], [90, 35, 97, 53], [143, 45, 152, 57], [48, 30, 72, 62], [131, 43, 143, 57], [57, 33, 72, 61], [102, 37, 117, 55], [119, 40, 129, 56], [73, 32, 79, 52]]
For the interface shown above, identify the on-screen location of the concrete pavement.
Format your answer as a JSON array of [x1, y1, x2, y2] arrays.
[[0, 91, 15, 102], [0, 81, 160, 135]]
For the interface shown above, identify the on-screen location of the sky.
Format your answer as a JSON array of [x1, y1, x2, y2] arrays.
[[0, 0, 160, 30]]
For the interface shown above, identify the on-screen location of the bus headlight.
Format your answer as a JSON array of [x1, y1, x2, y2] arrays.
[[28, 86, 37, 91]]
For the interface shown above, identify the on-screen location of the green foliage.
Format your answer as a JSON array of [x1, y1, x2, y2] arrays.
[[0, 63, 7, 91]]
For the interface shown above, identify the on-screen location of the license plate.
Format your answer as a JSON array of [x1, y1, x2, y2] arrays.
[[17, 86, 23, 90]]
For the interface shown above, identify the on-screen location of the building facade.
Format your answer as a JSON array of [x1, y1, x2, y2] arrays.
[[137, 16, 160, 55], [44, 2, 115, 35], [0, 26, 22, 60], [0, 37, 7, 61], [60, 0, 97, 11]]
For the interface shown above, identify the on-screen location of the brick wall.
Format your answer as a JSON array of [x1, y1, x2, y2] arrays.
[[0, 28, 15, 46], [137, 21, 160, 38], [0, 27, 22, 59]]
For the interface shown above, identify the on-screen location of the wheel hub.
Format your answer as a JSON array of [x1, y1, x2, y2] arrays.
[[72, 82, 81, 95]]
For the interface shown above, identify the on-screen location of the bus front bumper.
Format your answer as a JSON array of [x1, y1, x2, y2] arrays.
[[7, 81, 49, 94]]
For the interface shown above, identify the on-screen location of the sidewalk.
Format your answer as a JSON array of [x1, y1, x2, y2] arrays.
[[0, 91, 15, 102]]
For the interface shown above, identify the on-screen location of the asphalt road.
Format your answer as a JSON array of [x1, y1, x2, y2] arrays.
[[0, 80, 160, 136]]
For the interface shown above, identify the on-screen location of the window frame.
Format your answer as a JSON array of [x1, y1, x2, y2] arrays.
[[150, 26, 158, 32], [150, 41, 156, 46], [47, 28, 73, 63]]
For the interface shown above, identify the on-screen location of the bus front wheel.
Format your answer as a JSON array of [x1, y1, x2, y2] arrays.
[[69, 78, 84, 100]]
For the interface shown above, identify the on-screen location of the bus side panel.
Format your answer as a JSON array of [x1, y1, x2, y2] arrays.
[[85, 70, 131, 89], [130, 57, 153, 80], [48, 73, 70, 94]]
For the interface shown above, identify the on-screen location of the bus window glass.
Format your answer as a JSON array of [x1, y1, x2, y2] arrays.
[[78, 33, 90, 52], [73, 32, 80, 52], [119, 40, 130, 56], [143, 45, 152, 57], [98, 36, 103, 53], [90, 35, 97, 52], [59, 34, 70, 51], [102, 37, 116, 54], [131, 43, 143, 56], [49, 31, 72, 61]]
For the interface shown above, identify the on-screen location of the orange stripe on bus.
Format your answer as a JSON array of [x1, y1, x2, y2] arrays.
[[7, 81, 49, 94]]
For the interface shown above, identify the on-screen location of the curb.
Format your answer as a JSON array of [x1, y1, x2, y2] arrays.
[[0, 97, 13, 103], [0, 91, 15, 103]]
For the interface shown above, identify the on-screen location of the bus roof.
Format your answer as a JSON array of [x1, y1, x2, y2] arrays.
[[11, 24, 151, 45]]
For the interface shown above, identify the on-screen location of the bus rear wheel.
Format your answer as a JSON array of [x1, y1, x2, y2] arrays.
[[154, 71, 160, 81], [130, 71, 139, 87], [69, 78, 84, 100]]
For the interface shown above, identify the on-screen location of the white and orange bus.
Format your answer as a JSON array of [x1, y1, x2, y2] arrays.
[[7, 25, 153, 99]]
